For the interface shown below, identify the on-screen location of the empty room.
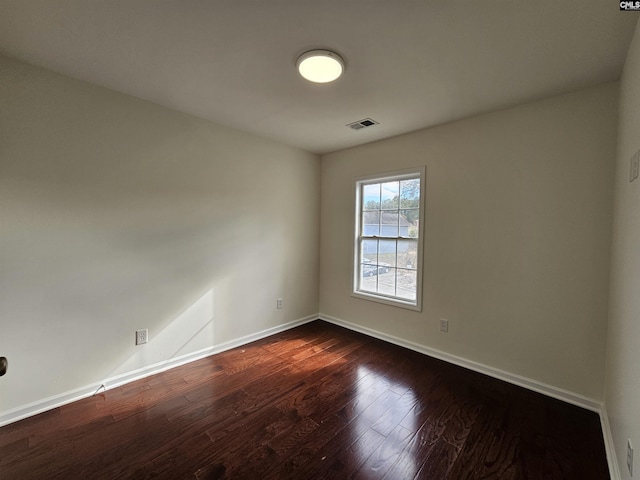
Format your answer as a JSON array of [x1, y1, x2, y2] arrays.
[[1, 1, 639, 479]]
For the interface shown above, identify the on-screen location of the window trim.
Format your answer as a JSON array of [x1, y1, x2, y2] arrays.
[[351, 166, 426, 311]]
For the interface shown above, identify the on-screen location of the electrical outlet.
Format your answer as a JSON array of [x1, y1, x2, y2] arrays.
[[628, 439, 634, 476], [439, 318, 449, 333], [630, 151, 639, 182], [277, 298, 283, 309], [135, 329, 148, 345]]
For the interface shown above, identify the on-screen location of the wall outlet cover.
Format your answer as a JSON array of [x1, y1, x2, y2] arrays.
[[136, 329, 148, 345], [439, 318, 449, 333], [630, 151, 639, 182]]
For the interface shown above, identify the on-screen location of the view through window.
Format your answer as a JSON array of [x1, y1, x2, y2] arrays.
[[354, 169, 423, 309]]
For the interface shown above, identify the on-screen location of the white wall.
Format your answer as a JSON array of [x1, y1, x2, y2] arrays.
[[605, 18, 640, 480], [0, 56, 320, 417], [320, 84, 618, 401]]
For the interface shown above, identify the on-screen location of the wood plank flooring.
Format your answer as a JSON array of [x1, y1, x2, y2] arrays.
[[0, 320, 610, 479]]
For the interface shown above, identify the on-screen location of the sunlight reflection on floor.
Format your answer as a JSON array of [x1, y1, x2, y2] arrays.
[[353, 365, 418, 476]]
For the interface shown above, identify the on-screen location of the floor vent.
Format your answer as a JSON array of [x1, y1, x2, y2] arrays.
[[347, 118, 379, 130]]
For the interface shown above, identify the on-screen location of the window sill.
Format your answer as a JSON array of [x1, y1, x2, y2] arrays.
[[351, 290, 421, 312]]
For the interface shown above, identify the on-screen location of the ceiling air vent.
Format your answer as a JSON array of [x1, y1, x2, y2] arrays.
[[347, 118, 379, 131]]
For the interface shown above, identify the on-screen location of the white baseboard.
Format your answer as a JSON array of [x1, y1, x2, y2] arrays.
[[0, 314, 317, 427], [601, 405, 622, 480], [319, 313, 602, 412]]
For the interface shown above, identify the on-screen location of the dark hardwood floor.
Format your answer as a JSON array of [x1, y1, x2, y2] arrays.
[[0, 320, 609, 479]]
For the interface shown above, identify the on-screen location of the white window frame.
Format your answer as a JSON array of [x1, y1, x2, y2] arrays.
[[352, 166, 425, 311]]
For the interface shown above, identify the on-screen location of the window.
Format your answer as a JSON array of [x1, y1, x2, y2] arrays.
[[353, 167, 425, 310]]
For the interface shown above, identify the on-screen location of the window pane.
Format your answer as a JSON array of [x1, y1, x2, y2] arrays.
[[400, 179, 420, 208], [400, 209, 419, 238], [361, 239, 378, 264], [363, 184, 380, 210], [381, 181, 399, 209], [396, 269, 417, 301], [397, 240, 418, 269], [360, 266, 378, 292], [379, 239, 397, 267], [377, 267, 396, 297], [380, 211, 399, 237], [362, 211, 380, 236]]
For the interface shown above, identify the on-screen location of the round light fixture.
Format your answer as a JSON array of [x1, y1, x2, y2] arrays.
[[296, 49, 345, 83]]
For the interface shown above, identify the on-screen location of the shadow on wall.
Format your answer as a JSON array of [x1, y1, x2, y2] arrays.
[[110, 288, 216, 379]]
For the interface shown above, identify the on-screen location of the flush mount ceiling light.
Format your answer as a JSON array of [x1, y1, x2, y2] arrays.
[[296, 49, 345, 83]]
